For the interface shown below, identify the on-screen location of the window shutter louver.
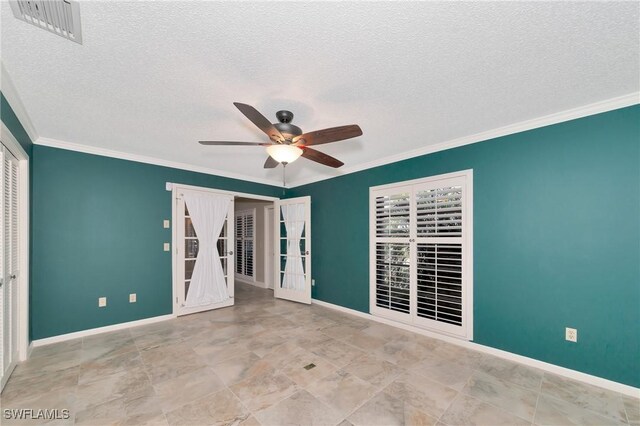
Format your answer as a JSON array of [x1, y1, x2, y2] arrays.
[[374, 190, 412, 316], [246, 214, 254, 277], [10, 162, 18, 278], [375, 242, 411, 313], [416, 186, 463, 237], [235, 216, 243, 275], [416, 243, 463, 326], [235, 210, 255, 279], [375, 193, 411, 237]]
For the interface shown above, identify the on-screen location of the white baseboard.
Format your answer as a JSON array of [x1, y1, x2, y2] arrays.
[[311, 298, 640, 398], [31, 314, 176, 347], [252, 280, 268, 289], [236, 277, 268, 289]]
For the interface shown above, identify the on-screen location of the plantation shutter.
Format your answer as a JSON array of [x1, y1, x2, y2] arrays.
[[370, 172, 472, 340], [415, 183, 464, 329], [235, 210, 255, 279], [373, 188, 412, 319]]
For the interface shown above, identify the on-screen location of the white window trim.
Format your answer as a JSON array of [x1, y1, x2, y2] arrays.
[[235, 208, 256, 283], [369, 169, 473, 341]]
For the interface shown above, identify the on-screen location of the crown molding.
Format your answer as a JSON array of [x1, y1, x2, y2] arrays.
[[287, 92, 640, 188], [0, 61, 39, 142], [30, 92, 639, 190], [34, 137, 283, 188]]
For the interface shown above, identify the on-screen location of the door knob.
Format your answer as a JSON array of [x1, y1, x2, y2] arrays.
[[228, 251, 234, 255], [10, 274, 16, 280]]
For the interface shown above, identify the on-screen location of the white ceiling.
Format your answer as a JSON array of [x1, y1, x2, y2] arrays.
[[1, 1, 638, 187]]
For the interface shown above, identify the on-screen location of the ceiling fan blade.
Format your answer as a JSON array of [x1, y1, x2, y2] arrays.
[[301, 147, 344, 168], [234, 102, 284, 142], [294, 125, 362, 147], [198, 141, 271, 146], [264, 156, 279, 168]]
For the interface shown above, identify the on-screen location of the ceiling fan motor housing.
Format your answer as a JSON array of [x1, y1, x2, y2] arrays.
[[274, 110, 302, 139]]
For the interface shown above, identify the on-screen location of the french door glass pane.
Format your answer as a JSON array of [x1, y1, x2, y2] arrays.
[[184, 205, 198, 300], [185, 239, 199, 259], [185, 259, 196, 280], [216, 238, 226, 256], [185, 218, 196, 237]]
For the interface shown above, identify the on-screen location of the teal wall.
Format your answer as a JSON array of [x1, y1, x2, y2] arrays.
[[288, 105, 640, 387], [1, 92, 33, 156], [31, 145, 282, 339]]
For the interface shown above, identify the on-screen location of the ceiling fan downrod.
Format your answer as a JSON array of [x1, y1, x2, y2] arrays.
[[282, 162, 287, 194]]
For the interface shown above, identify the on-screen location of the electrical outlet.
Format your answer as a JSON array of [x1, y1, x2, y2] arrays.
[[565, 327, 577, 342], [129, 293, 137, 303], [163, 243, 170, 251], [163, 220, 170, 229], [98, 297, 107, 307]]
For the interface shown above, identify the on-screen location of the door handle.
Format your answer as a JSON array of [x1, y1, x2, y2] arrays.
[[305, 251, 309, 255], [10, 274, 16, 280], [228, 251, 234, 255]]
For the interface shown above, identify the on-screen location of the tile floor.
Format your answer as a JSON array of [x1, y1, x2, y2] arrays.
[[1, 283, 638, 425]]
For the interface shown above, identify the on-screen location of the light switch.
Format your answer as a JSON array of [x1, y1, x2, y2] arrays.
[[98, 297, 107, 307], [129, 293, 137, 303], [163, 220, 170, 229], [163, 243, 170, 251]]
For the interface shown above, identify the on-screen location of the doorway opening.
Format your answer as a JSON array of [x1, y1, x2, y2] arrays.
[[170, 183, 312, 317], [233, 197, 275, 291]]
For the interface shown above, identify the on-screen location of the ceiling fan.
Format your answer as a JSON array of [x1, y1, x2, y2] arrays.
[[199, 103, 363, 169]]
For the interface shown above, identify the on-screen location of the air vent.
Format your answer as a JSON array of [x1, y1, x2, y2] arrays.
[[9, 0, 82, 44]]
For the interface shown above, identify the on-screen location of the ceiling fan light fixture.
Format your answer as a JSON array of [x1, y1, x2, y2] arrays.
[[266, 144, 303, 164]]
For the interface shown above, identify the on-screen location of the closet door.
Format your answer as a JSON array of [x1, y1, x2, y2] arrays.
[[370, 185, 413, 323], [0, 145, 19, 390]]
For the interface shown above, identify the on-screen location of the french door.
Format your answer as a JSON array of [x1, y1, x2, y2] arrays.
[[174, 187, 234, 316], [370, 170, 473, 340], [0, 144, 19, 390], [274, 196, 311, 304]]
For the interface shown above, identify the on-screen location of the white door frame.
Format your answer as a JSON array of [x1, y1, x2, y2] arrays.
[[168, 182, 278, 314], [263, 205, 275, 290], [0, 123, 29, 364]]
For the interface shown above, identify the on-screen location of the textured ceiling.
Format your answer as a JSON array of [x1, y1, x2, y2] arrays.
[[1, 1, 638, 186]]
